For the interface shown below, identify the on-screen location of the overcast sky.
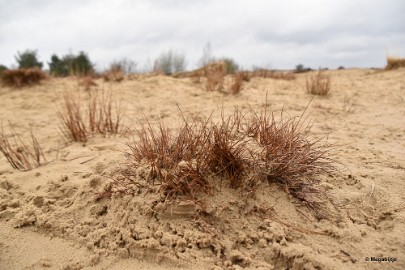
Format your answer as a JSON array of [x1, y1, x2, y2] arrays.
[[0, 0, 404, 71]]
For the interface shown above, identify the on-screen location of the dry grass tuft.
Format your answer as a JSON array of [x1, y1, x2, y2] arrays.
[[385, 56, 405, 70], [79, 76, 98, 91], [58, 89, 124, 142], [125, 114, 212, 200], [0, 122, 46, 171], [88, 89, 124, 136], [0, 68, 47, 88], [229, 73, 245, 95], [204, 63, 225, 92], [103, 66, 125, 82], [240, 106, 336, 209], [57, 91, 88, 142], [118, 104, 336, 210], [306, 71, 331, 96]]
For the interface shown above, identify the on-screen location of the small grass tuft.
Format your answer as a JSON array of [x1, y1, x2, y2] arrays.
[[58, 88, 124, 142], [0, 122, 47, 171], [306, 70, 331, 96]]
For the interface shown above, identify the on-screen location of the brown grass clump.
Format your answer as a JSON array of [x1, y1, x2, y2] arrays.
[[79, 76, 98, 91], [306, 71, 331, 96], [0, 122, 46, 171], [118, 104, 336, 210], [57, 91, 88, 142], [58, 89, 124, 142], [88, 89, 124, 136], [240, 106, 335, 209], [205, 63, 226, 92], [385, 56, 405, 70], [124, 115, 212, 200], [103, 65, 125, 82], [0, 68, 47, 88], [229, 72, 245, 95]]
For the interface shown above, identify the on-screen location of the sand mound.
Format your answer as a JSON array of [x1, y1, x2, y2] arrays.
[[1, 69, 404, 269]]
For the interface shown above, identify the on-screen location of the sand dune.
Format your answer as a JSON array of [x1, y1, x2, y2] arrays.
[[1, 68, 404, 270]]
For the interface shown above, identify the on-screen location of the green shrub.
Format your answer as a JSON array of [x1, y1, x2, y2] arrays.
[[15, 50, 43, 69], [0, 64, 8, 74], [48, 51, 94, 76], [221, 57, 239, 74], [48, 54, 69, 76]]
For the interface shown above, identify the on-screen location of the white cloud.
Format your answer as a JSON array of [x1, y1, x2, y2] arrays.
[[0, 0, 404, 70]]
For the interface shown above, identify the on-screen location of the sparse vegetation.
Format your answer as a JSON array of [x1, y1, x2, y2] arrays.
[[306, 70, 331, 96], [57, 89, 124, 142], [385, 56, 405, 70], [0, 68, 47, 88], [0, 122, 46, 171]]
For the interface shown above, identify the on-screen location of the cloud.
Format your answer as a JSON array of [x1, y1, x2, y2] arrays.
[[0, 0, 404, 69]]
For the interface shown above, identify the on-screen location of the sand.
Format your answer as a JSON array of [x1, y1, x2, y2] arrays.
[[0, 68, 404, 270]]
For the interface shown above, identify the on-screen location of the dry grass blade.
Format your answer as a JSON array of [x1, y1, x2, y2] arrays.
[[57, 90, 88, 142], [306, 70, 331, 96], [0, 122, 47, 171]]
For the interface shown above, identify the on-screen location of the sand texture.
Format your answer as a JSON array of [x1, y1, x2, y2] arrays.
[[0, 69, 404, 270]]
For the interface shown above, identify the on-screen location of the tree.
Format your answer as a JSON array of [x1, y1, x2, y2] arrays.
[[153, 50, 186, 75], [15, 49, 43, 69], [69, 51, 94, 76], [221, 57, 239, 74], [0, 64, 8, 74], [48, 54, 69, 76], [198, 42, 214, 67], [48, 51, 95, 77]]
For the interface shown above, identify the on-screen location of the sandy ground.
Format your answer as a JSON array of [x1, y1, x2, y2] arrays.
[[0, 68, 404, 270]]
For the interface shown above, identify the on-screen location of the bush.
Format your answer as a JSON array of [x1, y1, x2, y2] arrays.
[[221, 57, 239, 74], [49, 54, 69, 77], [295, 64, 312, 73], [386, 56, 405, 70], [153, 50, 186, 75], [102, 59, 136, 82], [15, 50, 43, 69], [0, 64, 8, 74], [48, 51, 94, 77], [0, 68, 47, 88]]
